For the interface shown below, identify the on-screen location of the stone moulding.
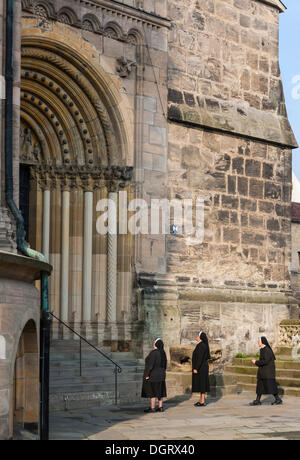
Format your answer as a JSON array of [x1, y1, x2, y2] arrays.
[[0, 251, 52, 284], [168, 103, 298, 150], [255, 0, 286, 13], [178, 288, 297, 306], [30, 165, 134, 191], [139, 282, 297, 306], [22, 0, 171, 31]]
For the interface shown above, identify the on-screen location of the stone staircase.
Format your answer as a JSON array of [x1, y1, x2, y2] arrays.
[[50, 340, 146, 411], [50, 340, 213, 411], [224, 348, 300, 397]]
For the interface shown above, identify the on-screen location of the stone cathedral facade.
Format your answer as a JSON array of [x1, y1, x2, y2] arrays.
[[0, 0, 299, 438]]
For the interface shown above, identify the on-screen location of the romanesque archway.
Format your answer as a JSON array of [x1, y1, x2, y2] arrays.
[[12, 320, 39, 435], [20, 37, 134, 349]]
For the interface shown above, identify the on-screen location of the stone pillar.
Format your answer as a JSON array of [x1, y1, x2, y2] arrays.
[[107, 190, 118, 349], [60, 188, 70, 322], [42, 189, 51, 261], [82, 190, 93, 323]]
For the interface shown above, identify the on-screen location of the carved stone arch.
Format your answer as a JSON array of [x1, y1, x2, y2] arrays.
[[82, 13, 102, 33], [127, 28, 145, 46], [22, 0, 33, 10], [21, 95, 63, 165], [21, 36, 131, 166], [104, 21, 125, 41], [20, 109, 52, 164], [32, 0, 56, 19], [57, 7, 79, 26]]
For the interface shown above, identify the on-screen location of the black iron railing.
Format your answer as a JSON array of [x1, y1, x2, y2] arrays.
[[50, 313, 122, 405]]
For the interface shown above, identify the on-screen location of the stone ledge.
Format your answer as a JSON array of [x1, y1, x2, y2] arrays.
[[255, 0, 286, 13], [179, 288, 297, 305], [280, 320, 300, 326], [168, 103, 297, 149], [0, 251, 52, 284]]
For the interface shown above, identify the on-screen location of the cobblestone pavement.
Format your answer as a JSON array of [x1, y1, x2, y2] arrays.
[[49, 393, 300, 440]]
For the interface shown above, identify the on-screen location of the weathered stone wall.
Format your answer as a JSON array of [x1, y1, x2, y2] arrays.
[[167, 0, 296, 147], [167, 126, 292, 286], [137, 0, 299, 364], [0, 276, 40, 439], [124, 0, 168, 17], [290, 221, 300, 302]]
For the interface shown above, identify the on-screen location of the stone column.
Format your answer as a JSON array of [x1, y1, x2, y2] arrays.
[[107, 189, 118, 349], [60, 185, 70, 322], [42, 189, 51, 261], [107, 190, 118, 323], [82, 190, 93, 323]]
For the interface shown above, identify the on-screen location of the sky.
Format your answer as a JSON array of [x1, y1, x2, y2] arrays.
[[279, 0, 300, 181]]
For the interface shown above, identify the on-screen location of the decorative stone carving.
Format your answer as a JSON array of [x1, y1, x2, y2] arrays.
[[116, 57, 137, 78], [22, 0, 170, 33], [105, 27, 118, 39], [279, 321, 300, 347], [170, 345, 222, 373], [33, 4, 48, 19], [20, 126, 42, 163], [21, 44, 121, 166], [30, 165, 134, 192], [58, 13, 71, 25], [82, 20, 94, 32]]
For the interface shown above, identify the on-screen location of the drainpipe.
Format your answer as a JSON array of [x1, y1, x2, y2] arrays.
[[5, 0, 50, 440]]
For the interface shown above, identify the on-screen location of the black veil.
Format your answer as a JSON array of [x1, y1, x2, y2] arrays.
[[200, 332, 211, 360], [261, 336, 276, 361], [155, 339, 167, 369]]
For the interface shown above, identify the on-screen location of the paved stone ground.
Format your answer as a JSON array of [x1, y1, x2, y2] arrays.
[[49, 393, 300, 440]]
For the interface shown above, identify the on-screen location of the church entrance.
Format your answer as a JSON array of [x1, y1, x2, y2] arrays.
[[19, 36, 134, 350]]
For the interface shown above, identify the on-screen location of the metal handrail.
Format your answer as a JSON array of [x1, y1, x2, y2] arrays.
[[50, 312, 122, 405]]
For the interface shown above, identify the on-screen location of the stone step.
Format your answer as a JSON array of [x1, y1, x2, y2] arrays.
[[50, 366, 144, 378], [49, 381, 143, 411], [50, 379, 141, 394], [50, 359, 140, 368], [232, 358, 300, 370], [225, 372, 300, 389], [50, 349, 136, 358], [275, 347, 293, 356], [50, 344, 135, 359], [226, 365, 300, 379], [49, 391, 116, 412], [234, 382, 300, 398], [50, 373, 144, 385]]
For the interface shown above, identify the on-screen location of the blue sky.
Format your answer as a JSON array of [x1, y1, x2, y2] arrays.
[[280, 0, 300, 180]]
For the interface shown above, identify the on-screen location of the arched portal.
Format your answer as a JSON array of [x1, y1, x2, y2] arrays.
[[20, 37, 134, 348], [12, 320, 39, 435]]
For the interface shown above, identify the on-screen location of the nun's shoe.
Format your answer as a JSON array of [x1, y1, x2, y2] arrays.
[[272, 399, 283, 406], [144, 408, 156, 413], [250, 400, 262, 406], [155, 407, 165, 413]]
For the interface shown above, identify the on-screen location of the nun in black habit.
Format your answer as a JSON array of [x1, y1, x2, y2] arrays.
[[250, 337, 282, 406], [192, 331, 211, 407], [141, 338, 167, 413]]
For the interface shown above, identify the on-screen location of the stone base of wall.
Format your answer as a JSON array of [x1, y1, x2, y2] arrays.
[[136, 274, 299, 369]]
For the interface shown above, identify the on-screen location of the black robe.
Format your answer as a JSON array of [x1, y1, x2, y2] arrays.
[[255, 346, 279, 395], [141, 349, 167, 400], [192, 342, 210, 394]]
